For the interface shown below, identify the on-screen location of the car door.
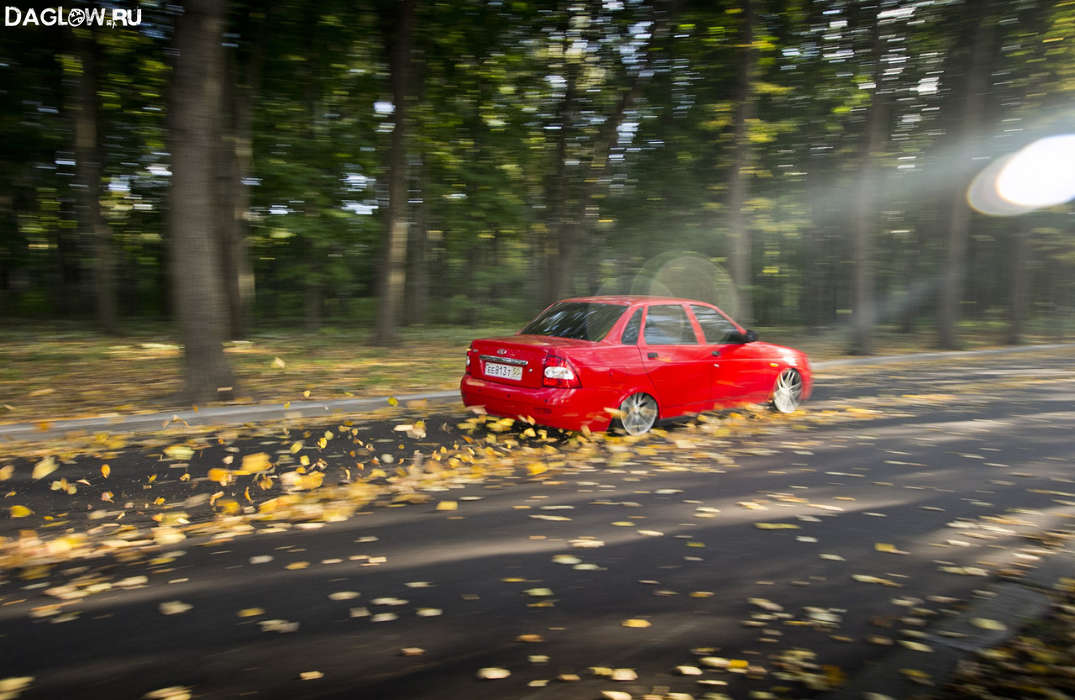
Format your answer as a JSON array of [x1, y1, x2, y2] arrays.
[[689, 304, 761, 407], [639, 304, 712, 415]]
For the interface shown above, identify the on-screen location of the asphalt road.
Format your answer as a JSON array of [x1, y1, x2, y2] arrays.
[[1, 349, 1074, 700]]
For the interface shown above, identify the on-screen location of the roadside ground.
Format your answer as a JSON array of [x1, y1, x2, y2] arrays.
[[1, 319, 1066, 426]]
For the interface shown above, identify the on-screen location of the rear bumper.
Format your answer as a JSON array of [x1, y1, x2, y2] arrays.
[[459, 375, 614, 432]]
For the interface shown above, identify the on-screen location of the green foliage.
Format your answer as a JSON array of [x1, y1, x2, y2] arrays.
[[0, 0, 1071, 336]]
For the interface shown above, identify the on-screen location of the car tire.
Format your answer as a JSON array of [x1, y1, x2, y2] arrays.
[[770, 368, 803, 413], [615, 392, 659, 435]]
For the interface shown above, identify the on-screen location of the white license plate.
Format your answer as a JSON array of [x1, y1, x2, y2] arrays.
[[484, 362, 523, 381]]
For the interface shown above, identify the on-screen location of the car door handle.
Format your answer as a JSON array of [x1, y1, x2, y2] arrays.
[[711, 350, 721, 357], [647, 352, 658, 359]]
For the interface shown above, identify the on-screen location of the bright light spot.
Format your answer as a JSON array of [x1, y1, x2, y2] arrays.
[[878, 7, 914, 20], [916, 77, 939, 95], [374, 101, 394, 115], [967, 135, 1075, 217], [995, 135, 1075, 208]]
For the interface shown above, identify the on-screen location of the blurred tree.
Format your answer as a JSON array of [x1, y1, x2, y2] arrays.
[[374, 0, 415, 345], [727, 0, 755, 325], [168, 0, 237, 401], [73, 29, 117, 334], [938, 0, 995, 350]]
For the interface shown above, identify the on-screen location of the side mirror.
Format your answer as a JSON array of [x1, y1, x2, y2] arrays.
[[745, 329, 758, 343]]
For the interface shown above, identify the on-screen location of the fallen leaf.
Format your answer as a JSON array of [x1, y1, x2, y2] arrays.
[[477, 667, 510, 680], [622, 618, 651, 628], [32, 457, 57, 480], [159, 601, 192, 616]]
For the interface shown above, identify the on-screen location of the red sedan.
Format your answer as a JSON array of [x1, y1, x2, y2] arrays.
[[460, 296, 811, 435]]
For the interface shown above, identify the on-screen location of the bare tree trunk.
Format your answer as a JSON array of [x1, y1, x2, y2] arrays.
[[169, 0, 237, 402], [75, 31, 117, 334], [728, 0, 755, 325], [374, 0, 415, 345], [546, 55, 578, 304], [849, 9, 888, 356], [1006, 223, 1029, 345], [938, 4, 993, 349], [405, 159, 429, 325], [215, 51, 244, 338]]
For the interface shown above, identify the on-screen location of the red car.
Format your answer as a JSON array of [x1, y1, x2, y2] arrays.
[[460, 296, 811, 435]]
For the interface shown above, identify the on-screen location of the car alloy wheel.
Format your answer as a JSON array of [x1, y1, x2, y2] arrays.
[[771, 368, 803, 413], [618, 392, 658, 435]]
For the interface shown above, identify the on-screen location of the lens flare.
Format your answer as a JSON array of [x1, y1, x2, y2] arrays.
[[969, 134, 1075, 216]]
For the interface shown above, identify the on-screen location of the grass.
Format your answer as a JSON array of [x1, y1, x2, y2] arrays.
[[0, 319, 1066, 425]]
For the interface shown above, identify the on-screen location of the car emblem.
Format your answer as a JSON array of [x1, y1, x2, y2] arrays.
[[497, 349, 508, 355]]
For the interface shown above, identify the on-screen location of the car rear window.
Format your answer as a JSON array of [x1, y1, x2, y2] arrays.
[[521, 302, 627, 341]]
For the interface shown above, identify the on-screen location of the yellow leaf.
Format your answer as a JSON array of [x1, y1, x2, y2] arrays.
[[476, 668, 510, 680], [32, 457, 57, 480], [286, 561, 309, 570], [971, 617, 1007, 631], [101, 491, 113, 503], [237, 608, 264, 618], [153, 497, 165, 506], [298, 671, 322, 681], [387, 397, 399, 407], [290, 441, 303, 454], [10, 505, 32, 518], [436, 501, 458, 511], [238, 453, 270, 474], [100, 464, 110, 479], [755, 522, 799, 530], [621, 618, 651, 628], [303, 390, 311, 399], [164, 445, 194, 461], [272, 356, 286, 369], [208, 468, 231, 485]]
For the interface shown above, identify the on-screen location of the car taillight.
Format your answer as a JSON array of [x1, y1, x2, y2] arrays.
[[465, 348, 473, 375], [543, 355, 580, 388]]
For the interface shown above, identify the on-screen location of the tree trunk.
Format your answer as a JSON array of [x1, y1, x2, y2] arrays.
[[168, 0, 237, 402], [849, 9, 889, 356], [728, 0, 755, 325], [75, 31, 117, 334], [546, 54, 578, 304], [374, 0, 415, 345], [1006, 223, 1029, 345], [938, 3, 993, 349], [405, 159, 429, 325]]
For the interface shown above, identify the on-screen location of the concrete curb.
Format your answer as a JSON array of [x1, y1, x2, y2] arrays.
[[1, 342, 1072, 443], [0, 391, 461, 442]]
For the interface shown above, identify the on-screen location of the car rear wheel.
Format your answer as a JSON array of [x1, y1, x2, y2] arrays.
[[771, 368, 803, 413], [617, 392, 658, 435]]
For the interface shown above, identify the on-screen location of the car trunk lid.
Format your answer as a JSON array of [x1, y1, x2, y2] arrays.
[[470, 335, 591, 388]]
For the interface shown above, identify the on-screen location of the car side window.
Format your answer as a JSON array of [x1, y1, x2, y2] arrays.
[[690, 305, 738, 344], [621, 309, 642, 345], [644, 305, 698, 345]]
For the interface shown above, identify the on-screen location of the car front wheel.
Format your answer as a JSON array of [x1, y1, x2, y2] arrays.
[[771, 368, 803, 413], [617, 392, 658, 435]]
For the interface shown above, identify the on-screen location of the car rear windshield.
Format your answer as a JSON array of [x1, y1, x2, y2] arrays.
[[521, 302, 627, 341]]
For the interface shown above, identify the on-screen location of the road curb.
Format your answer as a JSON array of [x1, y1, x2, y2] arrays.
[[0, 390, 461, 442], [1, 342, 1072, 443]]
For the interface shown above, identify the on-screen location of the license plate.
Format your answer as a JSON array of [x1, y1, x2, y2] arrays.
[[484, 362, 523, 381]]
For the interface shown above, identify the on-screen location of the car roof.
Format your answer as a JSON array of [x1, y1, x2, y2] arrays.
[[559, 295, 710, 306]]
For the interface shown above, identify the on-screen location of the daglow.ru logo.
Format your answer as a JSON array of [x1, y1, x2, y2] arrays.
[[4, 6, 142, 28]]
